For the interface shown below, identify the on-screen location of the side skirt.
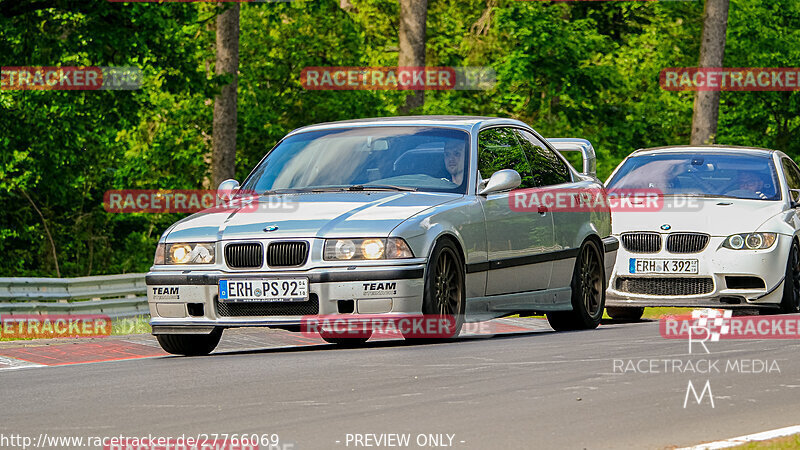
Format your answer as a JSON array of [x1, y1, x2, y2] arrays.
[[464, 287, 573, 323]]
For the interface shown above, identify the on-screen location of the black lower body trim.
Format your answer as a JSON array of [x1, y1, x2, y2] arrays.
[[146, 267, 424, 286], [466, 247, 579, 274]]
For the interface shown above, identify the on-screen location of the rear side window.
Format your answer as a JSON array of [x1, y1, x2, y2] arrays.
[[516, 130, 572, 186], [477, 127, 535, 189]]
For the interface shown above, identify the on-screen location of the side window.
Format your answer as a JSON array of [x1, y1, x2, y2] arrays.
[[782, 157, 800, 190], [517, 130, 572, 186], [477, 127, 535, 189]]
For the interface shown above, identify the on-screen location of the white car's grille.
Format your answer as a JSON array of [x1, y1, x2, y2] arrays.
[[666, 233, 710, 253], [615, 277, 714, 296], [621, 232, 661, 253]]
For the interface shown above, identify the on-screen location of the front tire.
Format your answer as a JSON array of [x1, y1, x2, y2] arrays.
[[156, 328, 223, 356], [404, 239, 465, 341], [606, 306, 645, 321], [780, 240, 800, 314], [547, 240, 605, 331]]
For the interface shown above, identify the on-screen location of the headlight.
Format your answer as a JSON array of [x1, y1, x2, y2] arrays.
[[158, 242, 216, 264], [723, 233, 777, 250], [324, 238, 414, 260]]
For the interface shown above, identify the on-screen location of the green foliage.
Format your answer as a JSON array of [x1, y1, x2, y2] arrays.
[[2, 0, 800, 276]]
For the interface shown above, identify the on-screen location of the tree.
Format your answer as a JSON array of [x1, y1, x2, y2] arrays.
[[212, 4, 240, 188], [690, 0, 730, 145], [398, 0, 428, 112]]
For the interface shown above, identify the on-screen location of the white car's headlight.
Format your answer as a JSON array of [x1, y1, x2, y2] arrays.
[[154, 242, 216, 264], [723, 233, 777, 250], [324, 238, 414, 260]]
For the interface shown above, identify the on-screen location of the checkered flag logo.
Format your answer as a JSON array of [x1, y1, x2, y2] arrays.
[[692, 309, 732, 341]]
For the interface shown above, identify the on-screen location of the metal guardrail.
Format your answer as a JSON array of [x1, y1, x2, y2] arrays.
[[0, 273, 149, 319]]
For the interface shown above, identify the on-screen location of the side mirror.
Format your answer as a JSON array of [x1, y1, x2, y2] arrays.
[[479, 169, 521, 196], [217, 179, 240, 202], [790, 189, 800, 208]]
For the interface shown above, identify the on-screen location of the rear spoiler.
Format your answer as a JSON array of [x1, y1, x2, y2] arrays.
[[546, 138, 597, 179]]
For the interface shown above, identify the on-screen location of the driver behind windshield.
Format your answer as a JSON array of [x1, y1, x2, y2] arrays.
[[730, 171, 770, 200], [443, 140, 465, 185]]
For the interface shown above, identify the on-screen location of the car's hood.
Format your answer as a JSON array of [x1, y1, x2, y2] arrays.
[[611, 197, 786, 236], [164, 191, 459, 242]]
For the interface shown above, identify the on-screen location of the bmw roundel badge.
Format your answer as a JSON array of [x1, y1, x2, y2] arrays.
[[660, 224, 671, 231], [264, 225, 279, 232]]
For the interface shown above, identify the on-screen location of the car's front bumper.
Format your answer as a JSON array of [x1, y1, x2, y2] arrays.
[[605, 234, 791, 309], [146, 264, 425, 334]]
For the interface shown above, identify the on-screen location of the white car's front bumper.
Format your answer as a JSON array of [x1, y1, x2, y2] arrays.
[[146, 264, 425, 334], [606, 234, 791, 309]]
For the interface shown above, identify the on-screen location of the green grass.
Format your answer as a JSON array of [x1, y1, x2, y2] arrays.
[[112, 316, 152, 335], [0, 315, 152, 341], [640, 307, 697, 319], [731, 434, 800, 449]]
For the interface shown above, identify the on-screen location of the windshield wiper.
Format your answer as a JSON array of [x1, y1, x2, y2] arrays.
[[347, 184, 418, 192], [265, 185, 418, 193], [262, 188, 308, 195]]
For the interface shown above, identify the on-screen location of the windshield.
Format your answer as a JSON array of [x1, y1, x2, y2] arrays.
[[606, 152, 781, 201], [242, 126, 471, 194]]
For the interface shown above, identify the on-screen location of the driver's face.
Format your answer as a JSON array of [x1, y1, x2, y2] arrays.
[[740, 173, 764, 191], [444, 144, 464, 176]]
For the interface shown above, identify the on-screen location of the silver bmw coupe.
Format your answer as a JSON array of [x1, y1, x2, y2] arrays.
[[146, 116, 618, 355]]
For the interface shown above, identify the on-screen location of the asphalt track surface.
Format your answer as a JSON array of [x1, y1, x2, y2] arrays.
[[1, 316, 799, 450]]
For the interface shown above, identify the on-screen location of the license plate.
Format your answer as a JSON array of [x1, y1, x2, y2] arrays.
[[629, 259, 698, 274], [218, 278, 309, 303]]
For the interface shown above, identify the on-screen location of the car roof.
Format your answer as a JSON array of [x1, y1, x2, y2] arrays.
[[631, 145, 776, 157], [287, 115, 530, 135]]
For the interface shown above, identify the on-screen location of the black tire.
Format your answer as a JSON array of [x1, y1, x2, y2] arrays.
[[319, 330, 372, 346], [780, 240, 800, 314], [606, 306, 645, 321], [547, 240, 605, 331], [156, 328, 223, 356], [404, 239, 465, 342]]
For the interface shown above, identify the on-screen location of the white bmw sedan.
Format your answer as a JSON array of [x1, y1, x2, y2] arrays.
[[604, 146, 800, 320]]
